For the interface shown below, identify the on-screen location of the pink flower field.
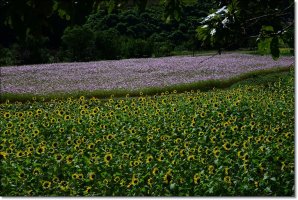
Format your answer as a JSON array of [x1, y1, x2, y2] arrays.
[[1, 53, 294, 95]]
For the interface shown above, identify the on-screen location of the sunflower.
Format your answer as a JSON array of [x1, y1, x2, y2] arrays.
[[104, 153, 113, 163], [208, 165, 214, 174], [147, 178, 153, 187], [52, 142, 58, 149], [26, 190, 34, 196], [36, 109, 43, 115], [168, 151, 175, 158], [249, 121, 256, 128], [27, 146, 34, 153], [106, 134, 114, 140], [179, 149, 185, 157], [55, 154, 63, 162], [230, 125, 238, 132], [205, 148, 210, 155], [242, 153, 249, 161], [81, 186, 91, 195], [112, 175, 120, 183], [66, 139, 72, 146], [224, 176, 231, 185], [6, 122, 13, 129], [184, 141, 190, 148], [77, 173, 83, 179], [66, 155, 74, 164], [224, 167, 229, 175], [213, 149, 220, 158], [232, 141, 239, 147], [0, 151, 8, 159], [36, 146, 45, 155], [146, 155, 153, 163], [131, 174, 139, 186], [243, 141, 248, 149], [223, 142, 231, 151], [72, 173, 78, 179], [33, 168, 42, 176], [223, 122, 229, 127], [50, 118, 56, 124], [152, 167, 159, 176], [163, 173, 172, 184], [193, 173, 200, 184], [64, 115, 71, 121], [238, 150, 244, 158], [266, 135, 273, 142], [211, 127, 217, 134], [87, 143, 95, 150], [59, 128, 64, 133], [52, 176, 59, 183], [59, 181, 69, 191], [3, 112, 11, 119], [187, 155, 195, 161], [157, 155, 164, 162], [42, 181, 51, 189], [210, 136, 216, 144], [27, 111, 33, 117], [16, 151, 24, 158], [174, 138, 182, 144], [18, 171, 27, 179], [200, 112, 206, 118], [133, 160, 141, 167]]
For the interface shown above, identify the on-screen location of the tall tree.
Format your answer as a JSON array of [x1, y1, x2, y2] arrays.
[[194, 0, 294, 59]]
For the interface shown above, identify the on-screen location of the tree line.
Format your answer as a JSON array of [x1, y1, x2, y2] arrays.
[[0, 0, 294, 66]]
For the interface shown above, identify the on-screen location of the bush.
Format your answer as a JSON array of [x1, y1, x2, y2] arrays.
[[61, 25, 95, 61], [153, 42, 173, 57], [17, 35, 51, 64], [168, 30, 186, 44], [0, 46, 18, 66], [116, 22, 127, 34], [121, 38, 153, 58], [94, 29, 121, 60]]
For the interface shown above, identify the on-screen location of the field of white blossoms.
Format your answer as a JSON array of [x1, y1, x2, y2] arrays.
[[1, 53, 294, 94], [0, 63, 294, 196]]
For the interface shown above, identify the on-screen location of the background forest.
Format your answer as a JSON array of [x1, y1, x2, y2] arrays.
[[0, 0, 294, 66]]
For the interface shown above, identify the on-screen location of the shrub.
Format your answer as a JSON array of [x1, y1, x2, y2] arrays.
[[121, 38, 153, 58], [153, 42, 173, 57], [61, 26, 95, 61], [94, 29, 121, 60], [0, 45, 20, 66]]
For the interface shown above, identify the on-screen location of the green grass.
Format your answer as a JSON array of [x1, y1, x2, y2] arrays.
[[1, 65, 293, 104]]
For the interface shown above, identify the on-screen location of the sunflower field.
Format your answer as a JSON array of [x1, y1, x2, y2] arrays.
[[0, 71, 294, 196]]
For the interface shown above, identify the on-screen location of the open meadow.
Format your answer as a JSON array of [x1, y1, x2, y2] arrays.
[[0, 57, 294, 195]]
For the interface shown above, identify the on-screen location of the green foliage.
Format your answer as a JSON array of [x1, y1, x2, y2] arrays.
[[61, 26, 95, 61], [94, 29, 121, 60], [270, 37, 280, 60], [257, 26, 281, 60], [257, 38, 271, 55], [163, 0, 184, 23], [196, 0, 293, 57], [121, 38, 153, 58], [196, 0, 241, 51], [0, 46, 19, 66]]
